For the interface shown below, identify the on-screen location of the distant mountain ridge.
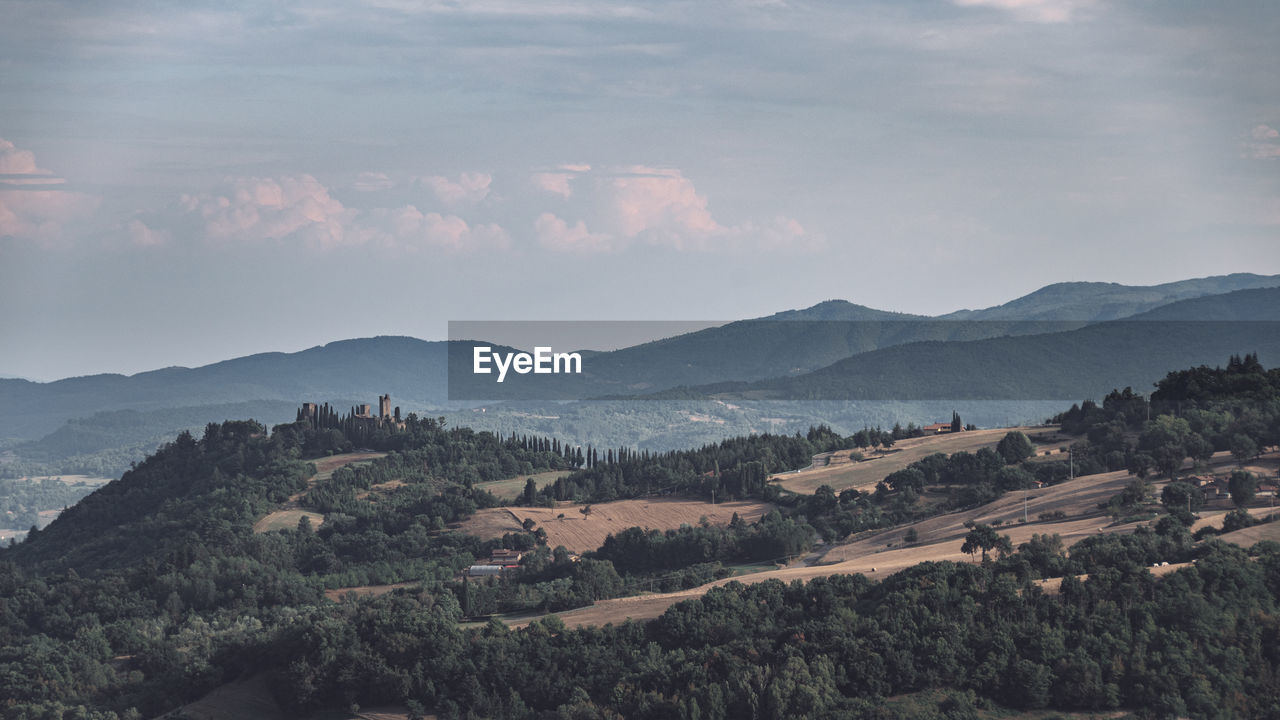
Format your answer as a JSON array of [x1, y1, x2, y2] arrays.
[[3, 273, 1276, 448], [0, 336, 453, 441], [941, 273, 1280, 321], [690, 287, 1280, 402]]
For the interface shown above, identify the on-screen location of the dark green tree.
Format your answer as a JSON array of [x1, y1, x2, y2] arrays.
[[1228, 470, 1257, 507], [996, 431, 1035, 464]]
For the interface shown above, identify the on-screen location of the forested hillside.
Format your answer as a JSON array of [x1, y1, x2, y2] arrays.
[[3, 357, 1280, 718]]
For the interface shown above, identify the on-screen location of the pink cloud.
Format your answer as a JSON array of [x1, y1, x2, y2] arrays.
[[529, 164, 820, 253], [164, 174, 507, 252], [1252, 124, 1280, 141], [0, 138, 99, 246], [418, 172, 492, 204], [181, 174, 355, 248], [532, 172, 575, 197], [0, 139, 42, 175], [610, 165, 725, 248], [0, 188, 101, 246], [371, 205, 510, 250], [534, 212, 614, 253], [531, 164, 592, 197]]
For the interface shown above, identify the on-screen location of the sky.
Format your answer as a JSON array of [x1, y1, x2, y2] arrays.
[[1, 0, 1278, 380]]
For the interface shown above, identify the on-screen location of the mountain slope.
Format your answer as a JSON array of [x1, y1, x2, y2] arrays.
[[0, 336, 452, 441], [700, 287, 1280, 401], [941, 272, 1280, 321]]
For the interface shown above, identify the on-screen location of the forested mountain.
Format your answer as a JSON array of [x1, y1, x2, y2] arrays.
[[940, 272, 1279, 321], [686, 287, 1280, 402]]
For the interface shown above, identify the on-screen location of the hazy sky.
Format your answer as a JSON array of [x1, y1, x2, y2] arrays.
[[2, 0, 1278, 380]]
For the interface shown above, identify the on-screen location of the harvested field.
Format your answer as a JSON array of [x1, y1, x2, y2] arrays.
[[253, 451, 386, 533], [1218, 520, 1280, 547], [818, 466, 1145, 565], [325, 581, 418, 602], [356, 479, 406, 500], [507, 466, 1146, 629], [504, 448, 1273, 629], [773, 426, 1064, 494], [252, 509, 325, 533], [1035, 562, 1192, 595], [1190, 505, 1280, 533], [311, 452, 387, 479], [461, 497, 774, 554], [475, 470, 571, 501]]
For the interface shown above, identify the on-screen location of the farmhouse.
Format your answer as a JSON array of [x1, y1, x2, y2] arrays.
[[489, 548, 523, 565], [922, 423, 952, 435], [465, 549, 524, 577]]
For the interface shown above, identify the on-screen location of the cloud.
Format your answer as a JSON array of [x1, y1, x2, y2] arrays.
[[127, 218, 170, 247], [750, 215, 825, 251], [165, 173, 506, 252], [1251, 125, 1279, 141], [534, 212, 613, 253], [418, 172, 492, 204], [1244, 124, 1280, 159], [353, 171, 395, 191], [180, 174, 356, 249], [532, 164, 592, 197], [0, 138, 99, 246], [532, 173, 574, 197], [366, 205, 509, 250], [951, 0, 1093, 23], [0, 139, 43, 175], [530, 164, 819, 253], [609, 165, 726, 248]]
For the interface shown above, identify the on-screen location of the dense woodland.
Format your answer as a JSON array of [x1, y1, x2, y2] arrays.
[[1, 357, 1279, 718]]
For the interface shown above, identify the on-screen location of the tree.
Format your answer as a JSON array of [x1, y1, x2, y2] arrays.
[[1114, 478, 1151, 512], [885, 467, 926, 494], [1228, 470, 1257, 507], [961, 524, 1001, 562], [1221, 508, 1257, 533], [1161, 481, 1203, 514], [951, 411, 962, 434], [996, 431, 1035, 464], [1229, 434, 1258, 466], [1126, 452, 1154, 479], [1152, 444, 1186, 479], [995, 466, 1036, 491]]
